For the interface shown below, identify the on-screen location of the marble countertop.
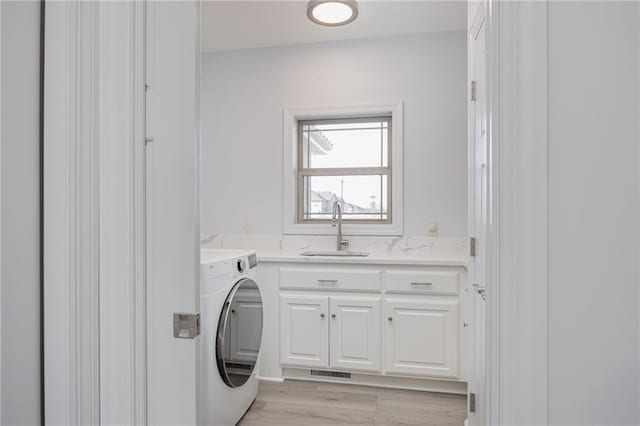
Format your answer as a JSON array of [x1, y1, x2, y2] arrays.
[[201, 234, 469, 268], [256, 251, 468, 267]]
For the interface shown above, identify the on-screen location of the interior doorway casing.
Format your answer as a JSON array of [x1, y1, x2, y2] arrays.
[[41, 1, 550, 424], [43, 2, 147, 424], [484, 1, 549, 424]]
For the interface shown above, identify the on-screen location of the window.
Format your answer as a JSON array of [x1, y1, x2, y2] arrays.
[[283, 102, 403, 235], [297, 117, 392, 223]]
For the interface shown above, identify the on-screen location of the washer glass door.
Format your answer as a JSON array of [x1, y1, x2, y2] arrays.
[[216, 278, 263, 387]]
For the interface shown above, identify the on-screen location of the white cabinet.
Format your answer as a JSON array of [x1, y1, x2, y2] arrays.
[[274, 264, 466, 385], [330, 297, 381, 372], [280, 294, 382, 372], [280, 295, 329, 368], [384, 299, 459, 378]]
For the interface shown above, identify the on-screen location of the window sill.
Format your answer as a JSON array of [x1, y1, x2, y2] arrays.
[[284, 222, 403, 236]]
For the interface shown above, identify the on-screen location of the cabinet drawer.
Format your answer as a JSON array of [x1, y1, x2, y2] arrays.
[[384, 270, 459, 295], [280, 268, 381, 292]]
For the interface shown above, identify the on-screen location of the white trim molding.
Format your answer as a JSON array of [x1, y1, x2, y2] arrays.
[[485, 1, 549, 425], [282, 102, 404, 236], [97, 2, 147, 425], [44, 2, 101, 424], [44, 2, 147, 424], [0, 2, 3, 421]]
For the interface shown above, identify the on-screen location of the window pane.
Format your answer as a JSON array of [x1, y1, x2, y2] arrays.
[[381, 174, 388, 214], [381, 130, 389, 168], [310, 121, 388, 131], [301, 119, 389, 169], [302, 175, 388, 221]]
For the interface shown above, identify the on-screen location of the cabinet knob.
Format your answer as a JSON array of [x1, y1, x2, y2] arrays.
[[331, 314, 336, 319], [320, 313, 325, 318], [388, 316, 393, 322], [231, 309, 236, 314]]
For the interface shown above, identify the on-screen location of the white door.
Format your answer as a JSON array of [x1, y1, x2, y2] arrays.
[[145, 2, 201, 425], [229, 290, 263, 363], [330, 297, 381, 372], [383, 299, 459, 378], [468, 7, 488, 425], [280, 295, 329, 368]]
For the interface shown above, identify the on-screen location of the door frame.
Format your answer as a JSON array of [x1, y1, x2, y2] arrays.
[[467, 4, 486, 423], [0, 3, 3, 422], [42, 1, 550, 424], [484, 1, 549, 424], [43, 1, 147, 424]]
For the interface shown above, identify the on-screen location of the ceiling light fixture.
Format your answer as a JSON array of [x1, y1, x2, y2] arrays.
[[307, 0, 358, 27]]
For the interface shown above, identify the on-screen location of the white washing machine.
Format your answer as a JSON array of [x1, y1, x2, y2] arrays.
[[199, 249, 263, 426]]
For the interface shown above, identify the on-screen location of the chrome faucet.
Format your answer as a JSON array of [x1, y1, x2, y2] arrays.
[[331, 202, 350, 251]]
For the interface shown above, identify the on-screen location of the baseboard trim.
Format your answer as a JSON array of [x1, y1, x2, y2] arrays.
[[281, 367, 467, 395]]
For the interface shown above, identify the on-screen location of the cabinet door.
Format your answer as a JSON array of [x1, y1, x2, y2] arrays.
[[384, 299, 459, 378], [280, 295, 329, 368], [330, 297, 381, 372], [228, 291, 263, 363]]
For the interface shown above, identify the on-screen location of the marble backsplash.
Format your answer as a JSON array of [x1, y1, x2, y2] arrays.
[[200, 233, 469, 256]]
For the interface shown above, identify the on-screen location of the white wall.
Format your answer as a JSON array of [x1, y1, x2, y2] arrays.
[[201, 32, 467, 236], [547, 2, 639, 424], [0, 1, 41, 425]]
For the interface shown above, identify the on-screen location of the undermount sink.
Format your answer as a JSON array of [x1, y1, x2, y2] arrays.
[[300, 250, 370, 257]]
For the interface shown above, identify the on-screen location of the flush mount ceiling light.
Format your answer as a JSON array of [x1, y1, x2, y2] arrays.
[[307, 0, 358, 27]]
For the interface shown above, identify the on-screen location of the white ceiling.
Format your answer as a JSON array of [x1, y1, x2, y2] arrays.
[[201, 1, 467, 53]]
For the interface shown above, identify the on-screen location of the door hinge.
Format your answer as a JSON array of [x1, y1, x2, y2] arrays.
[[173, 313, 200, 339], [470, 237, 476, 257], [470, 80, 477, 102], [469, 392, 476, 413], [473, 283, 487, 300]]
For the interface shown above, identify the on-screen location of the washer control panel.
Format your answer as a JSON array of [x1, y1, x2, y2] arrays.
[[248, 253, 257, 269], [235, 253, 258, 273]]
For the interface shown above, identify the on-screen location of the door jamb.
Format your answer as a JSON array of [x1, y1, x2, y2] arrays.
[[43, 2, 147, 424], [485, 1, 549, 424]]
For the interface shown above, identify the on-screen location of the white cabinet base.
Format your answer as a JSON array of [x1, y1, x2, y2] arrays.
[[260, 261, 469, 394]]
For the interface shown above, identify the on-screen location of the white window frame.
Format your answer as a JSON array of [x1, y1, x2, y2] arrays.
[[283, 102, 404, 236]]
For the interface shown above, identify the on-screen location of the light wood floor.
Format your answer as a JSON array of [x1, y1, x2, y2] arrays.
[[238, 380, 467, 426]]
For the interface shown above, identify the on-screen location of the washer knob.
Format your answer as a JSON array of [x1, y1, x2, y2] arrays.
[[237, 259, 246, 273]]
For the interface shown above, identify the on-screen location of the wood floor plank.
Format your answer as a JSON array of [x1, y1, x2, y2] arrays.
[[259, 379, 320, 392], [316, 383, 466, 403], [238, 380, 467, 426], [243, 401, 376, 425], [256, 389, 378, 412], [376, 397, 466, 425]]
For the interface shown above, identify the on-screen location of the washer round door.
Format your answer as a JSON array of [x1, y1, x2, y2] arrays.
[[216, 278, 263, 388]]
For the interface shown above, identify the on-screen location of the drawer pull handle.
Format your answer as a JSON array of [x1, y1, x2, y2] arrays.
[[410, 282, 433, 286], [317, 279, 338, 284]]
